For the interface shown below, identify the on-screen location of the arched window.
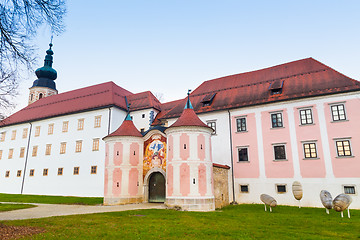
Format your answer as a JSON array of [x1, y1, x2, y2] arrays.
[[39, 93, 43, 99], [30, 94, 33, 100]]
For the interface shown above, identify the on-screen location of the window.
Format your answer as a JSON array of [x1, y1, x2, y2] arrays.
[[94, 116, 101, 128], [274, 145, 286, 160], [45, 144, 52, 155], [58, 168, 63, 176], [0, 150, 2, 160], [35, 126, 41, 137], [11, 130, 16, 140], [238, 148, 249, 162], [8, 149, 14, 159], [344, 186, 356, 195], [29, 169, 34, 176], [48, 124, 54, 135], [5, 171, 10, 178], [39, 93, 43, 99], [62, 121, 69, 132], [92, 139, 100, 151], [331, 104, 346, 121], [269, 80, 284, 95], [91, 166, 97, 174], [60, 142, 67, 154], [17, 170, 21, 177], [240, 185, 249, 193], [236, 118, 247, 132], [140, 128, 145, 133], [276, 184, 287, 193], [75, 140, 82, 153], [303, 143, 317, 159], [271, 113, 283, 128], [43, 169, 48, 176], [0, 132, 6, 142], [73, 167, 79, 175], [22, 128, 28, 138], [32, 146, 38, 157], [336, 140, 352, 157], [207, 121, 216, 134], [78, 119, 84, 130], [299, 109, 313, 125], [201, 93, 216, 106], [20, 147, 25, 158], [142, 114, 145, 118]]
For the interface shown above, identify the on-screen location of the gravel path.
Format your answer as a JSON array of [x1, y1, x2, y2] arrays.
[[0, 202, 166, 220]]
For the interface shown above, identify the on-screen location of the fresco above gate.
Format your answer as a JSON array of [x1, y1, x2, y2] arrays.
[[143, 134, 167, 178]]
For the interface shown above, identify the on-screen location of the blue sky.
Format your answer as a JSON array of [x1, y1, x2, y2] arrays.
[[14, 0, 360, 112]]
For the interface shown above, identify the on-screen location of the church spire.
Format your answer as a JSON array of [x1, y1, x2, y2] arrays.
[[184, 89, 193, 109], [28, 41, 59, 105]]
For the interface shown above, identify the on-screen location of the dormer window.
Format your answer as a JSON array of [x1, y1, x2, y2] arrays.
[[269, 80, 284, 95], [201, 93, 216, 106]]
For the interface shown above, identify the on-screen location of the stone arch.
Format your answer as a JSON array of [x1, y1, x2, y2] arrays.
[[143, 167, 166, 202]]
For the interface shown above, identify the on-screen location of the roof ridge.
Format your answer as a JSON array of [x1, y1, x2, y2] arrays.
[[191, 68, 327, 97], [25, 90, 110, 110]]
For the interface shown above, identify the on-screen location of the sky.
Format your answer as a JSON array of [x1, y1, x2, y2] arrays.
[[13, 0, 360, 113]]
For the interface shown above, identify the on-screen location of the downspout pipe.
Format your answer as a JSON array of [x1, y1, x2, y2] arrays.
[[228, 110, 236, 204], [107, 107, 112, 135], [21, 122, 32, 194]]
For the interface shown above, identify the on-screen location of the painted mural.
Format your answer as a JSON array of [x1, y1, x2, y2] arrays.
[[143, 134, 167, 178]]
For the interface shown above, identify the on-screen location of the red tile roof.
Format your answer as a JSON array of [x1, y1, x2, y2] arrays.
[[156, 58, 360, 121], [0, 82, 161, 127], [127, 91, 161, 111], [104, 119, 142, 138], [213, 163, 230, 169], [169, 108, 211, 129]]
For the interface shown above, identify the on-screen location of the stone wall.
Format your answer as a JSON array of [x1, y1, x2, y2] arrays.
[[213, 164, 230, 208]]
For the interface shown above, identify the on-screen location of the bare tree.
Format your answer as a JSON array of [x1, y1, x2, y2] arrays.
[[0, 0, 66, 117], [154, 92, 164, 103]]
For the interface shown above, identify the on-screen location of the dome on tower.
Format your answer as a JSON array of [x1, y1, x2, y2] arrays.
[[169, 91, 212, 129], [104, 114, 143, 138], [32, 43, 57, 90]]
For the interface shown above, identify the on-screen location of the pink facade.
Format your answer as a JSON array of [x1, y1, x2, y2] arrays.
[[198, 134, 205, 161], [294, 106, 326, 178], [232, 113, 259, 178], [168, 135, 173, 161], [180, 133, 190, 160], [167, 164, 173, 196], [261, 109, 294, 178], [128, 168, 138, 196], [324, 99, 360, 177], [129, 143, 139, 166], [198, 163, 207, 196], [113, 142, 123, 165], [180, 163, 190, 196], [112, 168, 122, 197]]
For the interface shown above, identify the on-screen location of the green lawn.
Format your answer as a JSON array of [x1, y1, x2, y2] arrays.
[[0, 193, 103, 205], [3, 204, 360, 239], [0, 203, 36, 212]]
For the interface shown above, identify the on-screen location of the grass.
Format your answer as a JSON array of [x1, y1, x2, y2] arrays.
[[2, 204, 360, 239], [0, 203, 36, 212], [0, 193, 103, 205]]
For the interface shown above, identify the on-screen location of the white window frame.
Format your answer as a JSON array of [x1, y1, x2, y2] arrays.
[[237, 146, 249, 162], [334, 138, 353, 158], [298, 107, 314, 125], [236, 116, 247, 132], [302, 141, 318, 159], [276, 184, 287, 194], [329, 102, 347, 122], [270, 111, 283, 128], [272, 143, 287, 161], [206, 120, 217, 135], [343, 185, 356, 195]]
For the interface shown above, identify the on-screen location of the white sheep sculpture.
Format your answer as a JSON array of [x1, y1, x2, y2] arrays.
[[333, 194, 352, 218], [260, 194, 277, 212], [320, 190, 333, 214]]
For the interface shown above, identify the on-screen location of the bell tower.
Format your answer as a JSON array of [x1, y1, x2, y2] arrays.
[[29, 43, 58, 105]]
